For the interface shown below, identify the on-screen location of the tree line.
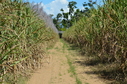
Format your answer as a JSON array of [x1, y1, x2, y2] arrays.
[[53, 0, 96, 31]]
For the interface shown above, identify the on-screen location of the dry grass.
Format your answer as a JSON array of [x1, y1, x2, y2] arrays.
[[0, 0, 58, 83], [63, 0, 127, 83]]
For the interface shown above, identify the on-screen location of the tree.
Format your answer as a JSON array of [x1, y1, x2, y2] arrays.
[[60, 8, 64, 13], [49, 14, 54, 18], [53, 0, 96, 30], [82, 0, 96, 17], [53, 13, 62, 30], [56, 13, 62, 20], [72, 9, 82, 23], [68, 1, 77, 18]]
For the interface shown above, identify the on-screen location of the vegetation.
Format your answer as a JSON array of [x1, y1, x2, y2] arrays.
[[0, 0, 58, 83], [53, 0, 96, 30], [1, 0, 127, 83], [66, 55, 82, 84], [61, 39, 82, 84], [63, 0, 127, 83]]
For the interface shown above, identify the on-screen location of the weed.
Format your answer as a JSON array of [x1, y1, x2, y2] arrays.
[[66, 55, 76, 75], [85, 83, 89, 84], [66, 55, 82, 84], [59, 73, 62, 76], [76, 77, 82, 84]]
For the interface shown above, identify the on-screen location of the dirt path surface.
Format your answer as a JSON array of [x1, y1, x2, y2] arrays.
[[27, 40, 107, 84]]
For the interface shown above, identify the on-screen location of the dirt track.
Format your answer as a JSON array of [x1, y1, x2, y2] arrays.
[[27, 40, 107, 84]]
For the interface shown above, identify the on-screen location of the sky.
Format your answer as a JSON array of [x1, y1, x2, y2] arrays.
[[27, 0, 103, 16]]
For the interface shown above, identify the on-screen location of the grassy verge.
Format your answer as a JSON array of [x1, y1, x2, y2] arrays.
[[0, 0, 58, 83], [61, 39, 82, 84], [63, 0, 127, 83], [66, 55, 76, 76], [66, 55, 82, 84]]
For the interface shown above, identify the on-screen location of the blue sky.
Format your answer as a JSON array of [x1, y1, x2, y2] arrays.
[[28, 0, 103, 16]]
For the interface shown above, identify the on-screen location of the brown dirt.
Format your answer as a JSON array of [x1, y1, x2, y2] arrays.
[[27, 40, 108, 84]]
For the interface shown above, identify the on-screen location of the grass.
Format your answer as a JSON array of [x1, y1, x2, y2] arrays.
[[76, 77, 82, 84], [59, 73, 62, 76], [66, 55, 82, 84], [85, 83, 89, 84], [3, 73, 28, 84], [66, 55, 76, 75], [63, 0, 127, 83], [0, 0, 58, 83], [61, 39, 82, 84]]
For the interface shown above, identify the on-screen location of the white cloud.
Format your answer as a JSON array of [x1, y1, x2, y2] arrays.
[[42, 0, 69, 16]]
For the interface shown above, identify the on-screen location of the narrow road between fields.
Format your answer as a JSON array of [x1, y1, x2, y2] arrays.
[[27, 40, 107, 84]]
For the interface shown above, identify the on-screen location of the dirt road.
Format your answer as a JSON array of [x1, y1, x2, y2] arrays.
[[27, 40, 107, 84]]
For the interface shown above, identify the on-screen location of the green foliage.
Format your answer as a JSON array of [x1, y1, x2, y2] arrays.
[[76, 77, 82, 84], [0, 0, 58, 83], [53, 0, 96, 30], [68, 1, 77, 17], [62, 39, 82, 84], [63, 0, 127, 83]]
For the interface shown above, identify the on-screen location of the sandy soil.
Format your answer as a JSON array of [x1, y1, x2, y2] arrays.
[[27, 40, 107, 84]]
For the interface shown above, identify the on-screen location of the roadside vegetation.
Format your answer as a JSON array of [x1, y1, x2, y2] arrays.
[[62, 0, 127, 84], [0, 0, 58, 84], [66, 55, 82, 84], [61, 39, 82, 84], [1, 0, 127, 84]]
